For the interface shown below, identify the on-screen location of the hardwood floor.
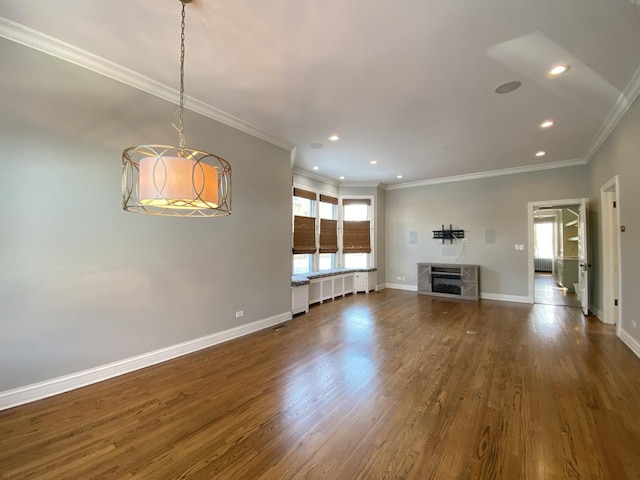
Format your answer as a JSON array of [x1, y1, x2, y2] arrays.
[[534, 273, 581, 308], [1, 289, 640, 479]]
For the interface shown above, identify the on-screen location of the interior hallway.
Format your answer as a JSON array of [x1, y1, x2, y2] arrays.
[[534, 272, 581, 308]]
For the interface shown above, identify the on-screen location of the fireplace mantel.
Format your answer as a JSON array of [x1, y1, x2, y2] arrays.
[[417, 263, 479, 301]]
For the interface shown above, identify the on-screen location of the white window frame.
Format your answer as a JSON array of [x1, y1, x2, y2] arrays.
[[339, 194, 375, 269], [292, 187, 375, 273]]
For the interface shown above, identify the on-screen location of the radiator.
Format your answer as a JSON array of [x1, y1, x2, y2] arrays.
[[534, 258, 553, 272]]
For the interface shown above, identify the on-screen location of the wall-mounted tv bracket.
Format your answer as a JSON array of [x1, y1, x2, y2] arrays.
[[432, 224, 465, 244]]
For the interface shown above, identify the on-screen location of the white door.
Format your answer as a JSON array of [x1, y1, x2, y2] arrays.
[[578, 201, 589, 315]]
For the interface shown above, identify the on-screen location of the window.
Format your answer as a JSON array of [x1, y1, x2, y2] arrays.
[[293, 254, 313, 274], [534, 222, 554, 259], [343, 198, 372, 268], [319, 194, 338, 270], [292, 188, 317, 274], [292, 187, 374, 273]]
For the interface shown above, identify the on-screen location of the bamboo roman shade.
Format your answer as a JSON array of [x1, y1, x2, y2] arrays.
[[293, 187, 317, 254], [343, 220, 371, 253], [342, 198, 371, 206], [319, 219, 338, 253], [293, 215, 316, 254], [293, 187, 316, 201], [319, 194, 338, 205]]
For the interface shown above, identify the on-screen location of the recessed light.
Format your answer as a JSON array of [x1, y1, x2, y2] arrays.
[[535, 151, 546, 157], [494, 80, 522, 94], [549, 64, 570, 76], [328, 135, 340, 142], [370, 160, 378, 165], [339, 176, 345, 180], [396, 175, 403, 179], [540, 120, 554, 128], [313, 166, 319, 170]]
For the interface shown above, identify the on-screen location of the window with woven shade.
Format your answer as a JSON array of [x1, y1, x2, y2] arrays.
[[292, 187, 317, 255], [343, 198, 371, 253], [342, 220, 371, 253], [319, 194, 338, 254]]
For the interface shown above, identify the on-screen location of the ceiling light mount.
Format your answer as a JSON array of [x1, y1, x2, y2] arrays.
[[549, 64, 570, 76], [494, 80, 522, 94], [122, 0, 231, 217]]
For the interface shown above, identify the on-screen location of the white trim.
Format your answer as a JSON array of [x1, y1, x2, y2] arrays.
[[600, 176, 622, 328], [527, 198, 589, 309], [386, 283, 418, 292], [619, 329, 640, 360], [339, 182, 381, 189], [0, 312, 291, 411], [480, 293, 532, 304], [386, 159, 585, 190], [388, 285, 531, 303], [590, 305, 604, 321], [0, 17, 296, 152], [292, 167, 340, 186], [376, 283, 386, 291], [583, 64, 640, 164]]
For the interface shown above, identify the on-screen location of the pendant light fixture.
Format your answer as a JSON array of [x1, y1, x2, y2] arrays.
[[122, 0, 231, 217]]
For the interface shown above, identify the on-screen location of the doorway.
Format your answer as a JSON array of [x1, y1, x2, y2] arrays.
[[527, 198, 589, 313], [601, 176, 621, 329]]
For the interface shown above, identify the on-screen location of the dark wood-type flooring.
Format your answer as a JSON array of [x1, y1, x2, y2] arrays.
[[1, 289, 640, 479]]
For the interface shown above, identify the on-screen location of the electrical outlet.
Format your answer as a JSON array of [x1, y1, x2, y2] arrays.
[[462, 238, 468, 243], [632, 320, 637, 329], [402, 276, 406, 281], [396, 276, 402, 280], [235, 310, 244, 318]]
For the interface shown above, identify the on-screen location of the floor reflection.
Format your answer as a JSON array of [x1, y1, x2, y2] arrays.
[[534, 273, 581, 308], [280, 305, 381, 436]]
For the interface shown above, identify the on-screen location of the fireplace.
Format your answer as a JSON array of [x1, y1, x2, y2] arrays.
[[431, 267, 462, 295], [417, 263, 479, 301]]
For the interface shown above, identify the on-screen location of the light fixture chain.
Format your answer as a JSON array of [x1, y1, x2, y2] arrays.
[[178, 0, 187, 152]]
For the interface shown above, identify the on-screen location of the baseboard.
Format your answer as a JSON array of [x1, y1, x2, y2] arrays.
[[0, 311, 292, 411], [376, 284, 386, 291], [480, 293, 532, 304], [385, 283, 418, 292], [619, 328, 640, 360], [590, 305, 604, 321], [384, 286, 532, 303]]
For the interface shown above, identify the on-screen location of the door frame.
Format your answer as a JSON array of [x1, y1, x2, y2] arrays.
[[600, 176, 622, 332], [527, 198, 589, 309]]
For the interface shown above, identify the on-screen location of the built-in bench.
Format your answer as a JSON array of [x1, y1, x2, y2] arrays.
[[291, 268, 377, 315]]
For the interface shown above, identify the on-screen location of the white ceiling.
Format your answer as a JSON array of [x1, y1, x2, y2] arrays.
[[1, 0, 640, 187]]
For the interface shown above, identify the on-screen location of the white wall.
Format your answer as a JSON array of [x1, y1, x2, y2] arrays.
[[0, 39, 292, 392], [385, 167, 590, 299], [588, 94, 640, 349]]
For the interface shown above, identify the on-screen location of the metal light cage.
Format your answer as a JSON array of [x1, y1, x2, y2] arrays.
[[121, 0, 232, 218], [122, 145, 231, 217]]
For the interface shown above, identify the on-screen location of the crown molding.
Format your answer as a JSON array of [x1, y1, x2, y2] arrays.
[[582, 63, 640, 163], [386, 158, 586, 190], [0, 17, 297, 152], [339, 182, 381, 189], [292, 167, 340, 186]]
